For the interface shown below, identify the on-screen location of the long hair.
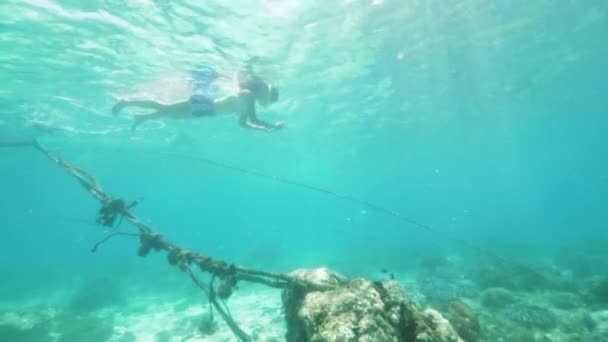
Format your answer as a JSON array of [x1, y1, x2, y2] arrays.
[[236, 70, 278, 102], [237, 71, 266, 95]]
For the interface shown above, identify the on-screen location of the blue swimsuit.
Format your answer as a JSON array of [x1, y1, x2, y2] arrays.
[[189, 94, 215, 117]]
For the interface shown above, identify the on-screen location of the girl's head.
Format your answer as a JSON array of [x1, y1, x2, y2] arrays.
[[238, 72, 279, 107]]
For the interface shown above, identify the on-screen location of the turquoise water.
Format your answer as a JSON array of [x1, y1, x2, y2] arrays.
[[1, 1, 608, 341]]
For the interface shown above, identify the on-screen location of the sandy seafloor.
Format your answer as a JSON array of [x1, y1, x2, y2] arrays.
[[2, 264, 608, 342], [0, 285, 286, 342]]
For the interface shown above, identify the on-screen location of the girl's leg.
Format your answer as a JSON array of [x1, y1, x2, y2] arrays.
[[129, 101, 192, 131], [131, 111, 165, 131], [112, 100, 166, 116]]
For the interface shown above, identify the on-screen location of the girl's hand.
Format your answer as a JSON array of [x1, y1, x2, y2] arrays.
[[268, 121, 284, 132]]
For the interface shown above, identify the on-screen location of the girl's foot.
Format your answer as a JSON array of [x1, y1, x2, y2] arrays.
[[112, 100, 126, 116], [131, 116, 145, 131]]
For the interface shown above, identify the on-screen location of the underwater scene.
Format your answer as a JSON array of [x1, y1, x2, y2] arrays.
[[1, 1, 607, 341]]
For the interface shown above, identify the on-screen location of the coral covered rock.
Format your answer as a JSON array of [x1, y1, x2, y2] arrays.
[[289, 267, 347, 287], [416, 309, 463, 342], [445, 301, 480, 342], [282, 268, 463, 342], [297, 279, 399, 341], [282, 268, 349, 342]]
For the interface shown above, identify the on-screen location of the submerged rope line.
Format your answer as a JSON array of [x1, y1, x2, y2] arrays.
[[184, 265, 250, 342], [157, 152, 433, 231], [155, 151, 525, 268]]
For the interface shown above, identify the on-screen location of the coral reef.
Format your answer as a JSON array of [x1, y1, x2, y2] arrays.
[[474, 263, 547, 292], [475, 263, 580, 292], [472, 260, 578, 293], [548, 292, 582, 309], [282, 267, 463, 342], [558, 311, 596, 335], [588, 278, 608, 305], [503, 303, 557, 330], [480, 287, 517, 309]]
